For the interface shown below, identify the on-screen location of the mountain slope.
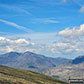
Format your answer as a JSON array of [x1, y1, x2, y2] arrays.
[[0, 51, 68, 73], [45, 55, 84, 80], [0, 65, 69, 84]]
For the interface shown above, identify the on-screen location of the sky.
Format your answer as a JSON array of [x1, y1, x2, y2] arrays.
[[0, 0, 84, 58]]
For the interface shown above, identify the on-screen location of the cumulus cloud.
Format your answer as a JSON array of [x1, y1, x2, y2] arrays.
[[58, 24, 84, 38], [0, 36, 38, 53], [51, 24, 84, 57], [50, 39, 84, 54], [0, 37, 6, 40]]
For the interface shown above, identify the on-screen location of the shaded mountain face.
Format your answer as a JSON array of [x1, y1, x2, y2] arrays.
[[0, 51, 68, 73], [72, 55, 84, 64]]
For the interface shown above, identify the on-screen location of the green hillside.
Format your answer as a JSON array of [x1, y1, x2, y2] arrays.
[[0, 65, 69, 84]]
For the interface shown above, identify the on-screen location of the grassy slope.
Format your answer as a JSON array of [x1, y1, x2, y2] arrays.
[[0, 65, 69, 84]]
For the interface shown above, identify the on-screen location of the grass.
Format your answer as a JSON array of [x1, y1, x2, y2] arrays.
[[0, 65, 69, 84]]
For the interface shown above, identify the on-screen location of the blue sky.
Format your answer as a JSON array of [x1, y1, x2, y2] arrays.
[[0, 0, 84, 58], [0, 0, 84, 33]]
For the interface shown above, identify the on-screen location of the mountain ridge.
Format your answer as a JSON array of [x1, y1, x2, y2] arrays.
[[0, 51, 68, 73]]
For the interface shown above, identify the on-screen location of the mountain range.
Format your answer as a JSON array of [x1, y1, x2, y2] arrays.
[[0, 51, 84, 81], [0, 51, 68, 73]]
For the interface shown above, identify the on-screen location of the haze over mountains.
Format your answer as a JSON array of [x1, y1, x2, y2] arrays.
[[0, 51, 68, 73]]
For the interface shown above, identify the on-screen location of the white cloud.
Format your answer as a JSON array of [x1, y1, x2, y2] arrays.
[[52, 24, 84, 57], [48, 39, 84, 58], [15, 39, 30, 44], [0, 36, 6, 40], [0, 36, 38, 53], [58, 24, 84, 38], [0, 19, 33, 33]]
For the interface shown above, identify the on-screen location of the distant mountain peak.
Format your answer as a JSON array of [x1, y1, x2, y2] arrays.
[[72, 55, 84, 64], [24, 51, 35, 54]]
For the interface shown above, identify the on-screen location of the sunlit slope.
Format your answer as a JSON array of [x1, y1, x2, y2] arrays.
[[0, 65, 69, 84]]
